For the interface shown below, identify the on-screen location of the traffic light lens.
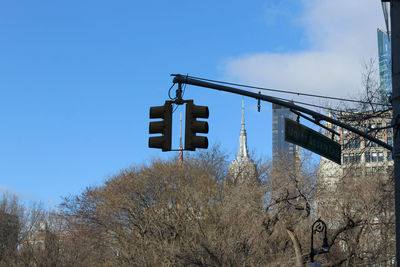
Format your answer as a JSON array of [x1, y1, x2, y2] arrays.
[[150, 106, 166, 119], [192, 136, 208, 149], [149, 136, 165, 149], [192, 121, 208, 133], [149, 121, 165, 134], [192, 106, 209, 118]]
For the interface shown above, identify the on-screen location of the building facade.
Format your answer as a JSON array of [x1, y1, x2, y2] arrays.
[[316, 110, 395, 263], [318, 110, 393, 191], [228, 100, 257, 183]]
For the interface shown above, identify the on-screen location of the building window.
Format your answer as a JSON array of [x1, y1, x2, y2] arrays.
[[349, 153, 354, 162], [365, 140, 376, 147], [378, 152, 384, 162], [356, 153, 361, 163], [388, 137, 392, 146], [372, 152, 377, 162], [365, 140, 370, 147], [365, 152, 370, 162], [387, 151, 393, 161], [386, 121, 393, 133], [343, 154, 348, 163], [354, 139, 360, 148], [343, 139, 348, 149], [377, 122, 382, 130], [348, 139, 357, 149]]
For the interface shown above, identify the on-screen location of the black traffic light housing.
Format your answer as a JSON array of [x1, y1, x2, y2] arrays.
[[149, 101, 172, 151], [185, 100, 209, 151]]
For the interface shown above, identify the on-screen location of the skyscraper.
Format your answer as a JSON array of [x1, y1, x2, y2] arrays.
[[272, 104, 300, 162], [377, 28, 392, 104], [228, 100, 257, 183]]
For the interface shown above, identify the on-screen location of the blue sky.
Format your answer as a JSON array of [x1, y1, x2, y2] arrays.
[[0, 1, 386, 207]]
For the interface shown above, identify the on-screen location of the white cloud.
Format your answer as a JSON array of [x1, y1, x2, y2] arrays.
[[223, 0, 386, 100], [0, 185, 20, 196], [0, 185, 57, 208]]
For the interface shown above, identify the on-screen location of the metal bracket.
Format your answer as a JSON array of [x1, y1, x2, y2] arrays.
[[290, 109, 340, 137], [174, 83, 184, 104], [313, 114, 322, 124], [171, 98, 193, 105]]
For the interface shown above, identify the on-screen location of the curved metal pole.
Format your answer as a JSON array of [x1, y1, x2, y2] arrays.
[[310, 224, 315, 263], [172, 74, 392, 151], [310, 219, 327, 263]]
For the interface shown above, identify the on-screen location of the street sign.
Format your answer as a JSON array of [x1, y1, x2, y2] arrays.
[[285, 118, 341, 165]]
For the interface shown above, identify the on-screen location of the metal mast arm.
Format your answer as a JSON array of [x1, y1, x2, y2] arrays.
[[172, 74, 392, 151]]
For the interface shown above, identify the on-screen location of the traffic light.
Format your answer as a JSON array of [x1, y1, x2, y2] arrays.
[[185, 100, 209, 151], [149, 101, 172, 151]]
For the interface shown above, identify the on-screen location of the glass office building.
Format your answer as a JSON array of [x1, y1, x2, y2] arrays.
[[377, 28, 392, 105], [272, 104, 300, 162]]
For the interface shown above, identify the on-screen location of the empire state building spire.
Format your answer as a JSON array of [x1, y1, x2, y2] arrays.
[[237, 99, 250, 161], [228, 99, 257, 183]]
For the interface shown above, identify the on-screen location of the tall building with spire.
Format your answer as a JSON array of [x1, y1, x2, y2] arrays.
[[228, 100, 257, 183]]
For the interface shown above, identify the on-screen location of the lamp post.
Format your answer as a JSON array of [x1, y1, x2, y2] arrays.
[[310, 218, 330, 263]]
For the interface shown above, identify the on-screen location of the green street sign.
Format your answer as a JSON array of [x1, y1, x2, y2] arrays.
[[285, 118, 341, 165]]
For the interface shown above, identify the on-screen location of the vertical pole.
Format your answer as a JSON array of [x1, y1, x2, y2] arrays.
[[179, 112, 183, 164], [391, 0, 400, 262], [310, 228, 314, 263]]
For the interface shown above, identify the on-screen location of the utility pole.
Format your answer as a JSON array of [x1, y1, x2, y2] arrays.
[[179, 112, 183, 164], [391, 0, 400, 262]]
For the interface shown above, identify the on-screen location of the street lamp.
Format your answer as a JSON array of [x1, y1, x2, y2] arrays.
[[310, 218, 330, 263]]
